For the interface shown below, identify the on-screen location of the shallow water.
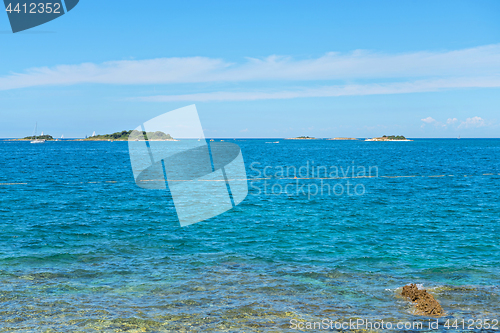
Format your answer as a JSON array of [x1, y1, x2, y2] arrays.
[[0, 139, 499, 332]]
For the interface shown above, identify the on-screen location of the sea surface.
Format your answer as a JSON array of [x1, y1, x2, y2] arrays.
[[0, 139, 499, 332]]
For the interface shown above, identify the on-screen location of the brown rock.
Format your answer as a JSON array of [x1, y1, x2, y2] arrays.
[[402, 284, 443, 316]]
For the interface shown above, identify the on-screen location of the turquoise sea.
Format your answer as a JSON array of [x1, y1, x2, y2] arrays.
[[0, 139, 499, 332]]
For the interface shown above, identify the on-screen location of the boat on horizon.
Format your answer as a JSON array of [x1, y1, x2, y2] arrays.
[[30, 123, 45, 144]]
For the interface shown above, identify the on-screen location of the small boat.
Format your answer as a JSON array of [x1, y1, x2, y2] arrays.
[[30, 123, 45, 144]]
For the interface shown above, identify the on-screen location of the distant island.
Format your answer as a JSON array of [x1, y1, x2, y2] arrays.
[[18, 134, 54, 141], [365, 135, 412, 142], [328, 137, 358, 140], [285, 136, 316, 140], [83, 130, 176, 141]]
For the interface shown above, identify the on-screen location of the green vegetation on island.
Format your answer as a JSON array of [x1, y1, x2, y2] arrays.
[[285, 136, 316, 140], [22, 134, 54, 141], [84, 130, 174, 141], [383, 135, 406, 140], [365, 135, 412, 141]]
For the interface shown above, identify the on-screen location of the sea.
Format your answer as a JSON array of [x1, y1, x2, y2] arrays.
[[0, 139, 499, 332]]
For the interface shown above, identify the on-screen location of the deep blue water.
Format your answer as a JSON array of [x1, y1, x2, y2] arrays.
[[1, 139, 500, 332]]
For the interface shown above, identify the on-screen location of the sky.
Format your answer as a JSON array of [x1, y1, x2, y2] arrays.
[[1, 0, 500, 138]]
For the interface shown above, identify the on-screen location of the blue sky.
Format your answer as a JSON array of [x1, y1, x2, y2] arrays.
[[1, 0, 500, 138]]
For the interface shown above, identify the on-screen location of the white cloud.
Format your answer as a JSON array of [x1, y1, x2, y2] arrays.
[[458, 116, 486, 129], [420, 116, 446, 128], [132, 76, 500, 102], [421, 117, 436, 124], [0, 57, 227, 90], [1, 44, 500, 94], [419, 116, 491, 130]]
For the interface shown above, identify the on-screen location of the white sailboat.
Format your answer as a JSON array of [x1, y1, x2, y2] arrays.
[[30, 123, 45, 144], [92, 131, 96, 137]]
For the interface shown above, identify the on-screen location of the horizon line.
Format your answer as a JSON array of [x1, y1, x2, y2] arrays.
[[2, 137, 500, 140]]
